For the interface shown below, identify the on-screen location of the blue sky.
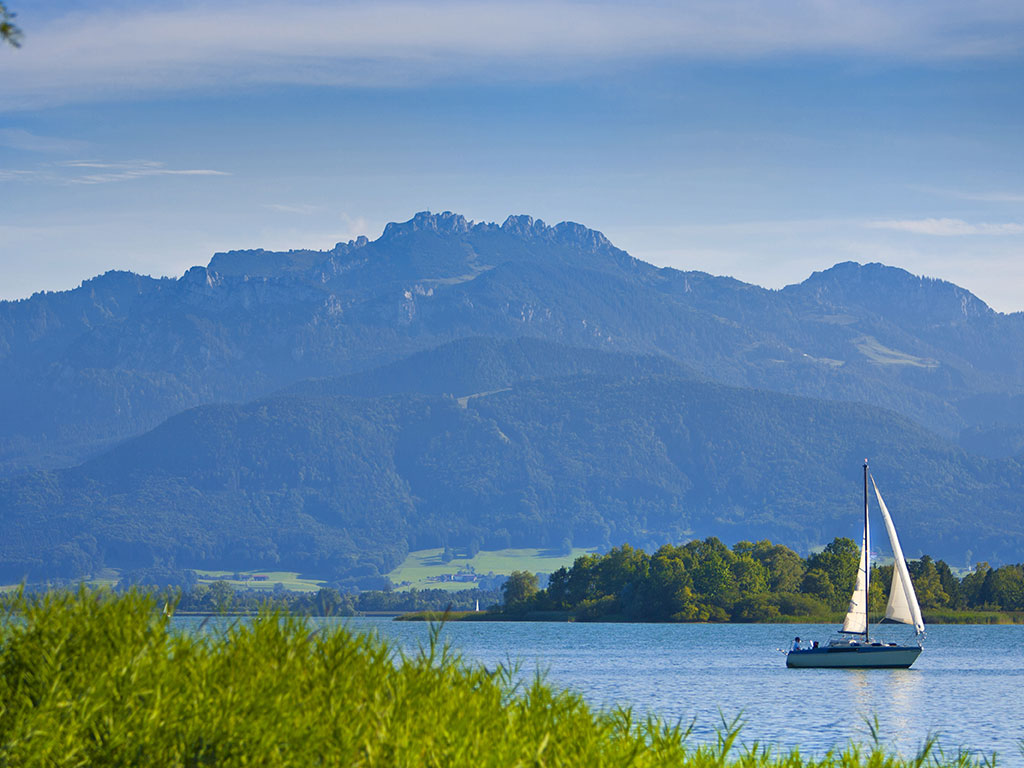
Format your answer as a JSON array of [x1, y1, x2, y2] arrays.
[[2, 0, 1023, 310]]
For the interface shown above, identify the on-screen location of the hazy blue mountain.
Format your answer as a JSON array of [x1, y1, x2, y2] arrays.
[[3, 211, 1024, 478], [3, 212, 1024, 582], [2, 360, 1021, 583]]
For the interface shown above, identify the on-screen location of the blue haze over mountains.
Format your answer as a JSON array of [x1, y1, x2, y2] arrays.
[[1, 212, 1023, 582]]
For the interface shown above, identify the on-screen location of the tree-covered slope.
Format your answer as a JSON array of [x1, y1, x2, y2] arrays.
[[281, 336, 699, 400], [3, 212, 1024, 477], [2, 368, 1021, 582]]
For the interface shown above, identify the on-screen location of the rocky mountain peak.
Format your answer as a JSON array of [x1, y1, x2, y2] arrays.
[[380, 211, 471, 240], [500, 214, 549, 237], [331, 235, 369, 254], [497, 215, 613, 252], [552, 221, 613, 251]]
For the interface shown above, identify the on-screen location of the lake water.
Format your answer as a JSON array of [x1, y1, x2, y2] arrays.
[[177, 617, 1024, 764]]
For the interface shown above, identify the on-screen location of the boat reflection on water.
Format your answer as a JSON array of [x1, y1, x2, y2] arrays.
[[836, 666, 926, 757]]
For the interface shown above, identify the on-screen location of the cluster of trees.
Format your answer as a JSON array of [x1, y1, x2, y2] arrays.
[[10, 535, 1023, 623], [499, 538, 1024, 622]]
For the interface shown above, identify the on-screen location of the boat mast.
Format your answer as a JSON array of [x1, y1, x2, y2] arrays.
[[863, 459, 870, 644]]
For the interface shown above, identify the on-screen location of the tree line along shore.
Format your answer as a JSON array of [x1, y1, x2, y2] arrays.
[[429, 538, 1024, 624], [14, 536, 1023, 625]]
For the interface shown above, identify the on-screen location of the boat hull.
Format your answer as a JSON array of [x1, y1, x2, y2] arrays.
[[786, 645, 921, 669]]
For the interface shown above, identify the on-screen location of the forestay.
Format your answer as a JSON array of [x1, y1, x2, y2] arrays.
[[873, 477, 925, 634]]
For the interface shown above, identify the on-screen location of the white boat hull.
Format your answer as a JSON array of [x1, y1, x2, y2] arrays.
[[786, 645, 921, 669]]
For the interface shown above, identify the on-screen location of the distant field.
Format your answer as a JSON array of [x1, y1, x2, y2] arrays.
[[853, 334, 938, 368], [388, 547, 596, 592], [87, 568, 121, 590], [194, 570, 325, 593]]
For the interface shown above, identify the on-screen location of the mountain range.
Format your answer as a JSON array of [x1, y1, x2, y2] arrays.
[[2, 212, 1023, 582]]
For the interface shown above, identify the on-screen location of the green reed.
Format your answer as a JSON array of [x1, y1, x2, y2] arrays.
[[0, 589, 993, 767]]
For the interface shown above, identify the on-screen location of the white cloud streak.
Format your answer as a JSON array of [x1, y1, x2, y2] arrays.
[[866, 218, 1024, 236], [5, 0, 1024, 109], [0, 160, 229, 185], [61, 161, 230, 185], [0, 169, 43, 181]]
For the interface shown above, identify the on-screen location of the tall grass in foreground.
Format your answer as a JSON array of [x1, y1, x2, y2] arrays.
[[0, 591, 990, 767]]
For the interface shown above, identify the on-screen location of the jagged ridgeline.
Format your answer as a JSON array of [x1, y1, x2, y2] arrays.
[[1, 212, 1024, 581]]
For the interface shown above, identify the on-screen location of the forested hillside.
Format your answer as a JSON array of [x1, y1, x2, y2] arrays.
[[2, 366, 1021, 582], [3, 212, 1024, 582], [281, 336, 698, 400], [3, 212, 1024, 479]]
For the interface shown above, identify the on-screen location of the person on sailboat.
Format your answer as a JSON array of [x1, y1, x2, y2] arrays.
[[791, 637, 802, 651]]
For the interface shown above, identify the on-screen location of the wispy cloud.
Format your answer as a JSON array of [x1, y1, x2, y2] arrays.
[[0, 169, 44, 182], [58, 160, 229, 184], [866, 218, 1024, 236], [0, 160, 229, 185], [5, 0, 1024, 109], [339, 213, 370, 237]]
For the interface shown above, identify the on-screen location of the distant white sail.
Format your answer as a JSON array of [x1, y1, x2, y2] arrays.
[[841, 515, 870, 635], [872, 477, 925, 634]]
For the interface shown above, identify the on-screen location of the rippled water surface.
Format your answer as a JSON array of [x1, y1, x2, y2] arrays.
[[177, 617, 1024, 763]]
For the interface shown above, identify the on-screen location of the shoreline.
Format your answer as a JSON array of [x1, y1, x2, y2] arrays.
[[394, 609, 1024, 624]]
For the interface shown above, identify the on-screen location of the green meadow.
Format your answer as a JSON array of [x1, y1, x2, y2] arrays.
[[194, 569, 326, 593], [387, 546, 597, 591], [0, 589, 993, 767]]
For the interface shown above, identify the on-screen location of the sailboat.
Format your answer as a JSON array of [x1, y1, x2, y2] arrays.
[[787, 461, 924, 669]]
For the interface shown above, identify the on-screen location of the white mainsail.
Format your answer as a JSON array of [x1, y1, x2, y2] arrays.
[[872, 477, 925, 634]]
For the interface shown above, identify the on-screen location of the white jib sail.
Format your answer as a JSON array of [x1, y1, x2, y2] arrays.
[[841, 509, 870, 635], [872, 477, 925, 633]]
